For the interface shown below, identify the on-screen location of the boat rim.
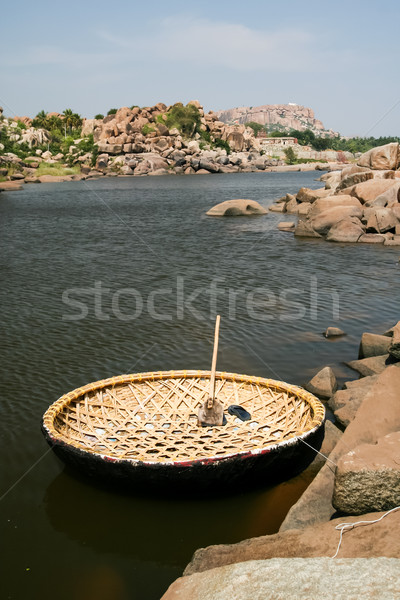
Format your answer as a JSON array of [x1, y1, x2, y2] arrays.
[[42, 369, 326, 467]]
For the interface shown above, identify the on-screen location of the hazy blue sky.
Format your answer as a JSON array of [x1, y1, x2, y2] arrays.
[[1, 0, 400, 136]]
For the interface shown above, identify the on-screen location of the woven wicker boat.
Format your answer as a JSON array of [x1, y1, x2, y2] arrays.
[[42, 370, 325, 491]]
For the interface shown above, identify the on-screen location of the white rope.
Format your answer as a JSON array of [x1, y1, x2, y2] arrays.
[[332, 506, 400, 558], [299, 438, 338, 468]]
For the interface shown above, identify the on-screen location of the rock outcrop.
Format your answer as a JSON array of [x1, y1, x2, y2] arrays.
[[215, 104, 335, 136], [206, 199, 267, 217], [275, 143, 400, 245]]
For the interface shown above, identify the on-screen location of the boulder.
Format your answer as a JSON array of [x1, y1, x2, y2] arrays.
[[343, 374, 378, 390], [384, 236, 400, 246], [359, 332, 392, 358], [95, 154, 109, 170], [358, 233, 385, 243], [364, 181, 400, 208], [196, 169, 211, 175], [269, 203, 285, 213], [326, 217, 364, 243], [389, 322, 400, 360], [310, 206, 363, 236], [165, 558, 400, 599], [308, 195, 362, 219], [366, 208, 398, 233], [294, 221, 322, 238], [329, 387, 368, 428], [357, 142, 400, 170], [340, 165, 372, 178], [298, 203, 311, 216], [336, 170, 374, 191], [199, 158, 220, 173], [206, 199, 267, 217], [305, 366, 337, 399], [352, 179, 396, 204], [184, 506, 400, 575], [346, 354, 389, 377], [324, 327, 346, 338], [296, 187, 330, 203], [285, 195, 299, 213], [333, 431, 400, 514], [278, 222, 295, 232]]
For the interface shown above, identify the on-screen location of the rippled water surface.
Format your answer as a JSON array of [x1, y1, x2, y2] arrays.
[[1, 172, 399, 599]]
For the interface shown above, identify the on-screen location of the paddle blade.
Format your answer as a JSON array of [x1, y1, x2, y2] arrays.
[[198, 399, 224, 427]]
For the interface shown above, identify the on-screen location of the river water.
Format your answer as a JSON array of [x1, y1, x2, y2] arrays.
[[1, 172, 399, 599]]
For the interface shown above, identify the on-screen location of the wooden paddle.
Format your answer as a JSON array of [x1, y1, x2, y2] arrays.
[[198, 315, 224, 427]]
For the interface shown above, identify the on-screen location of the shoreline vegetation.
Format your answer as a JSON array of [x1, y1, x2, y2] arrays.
[[1, 101, 400, 187]]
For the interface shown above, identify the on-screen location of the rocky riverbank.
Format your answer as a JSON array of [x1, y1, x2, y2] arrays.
[[161, 321, 400, 599], [273, 142, 400, 246], [0, 101, 350, 187]]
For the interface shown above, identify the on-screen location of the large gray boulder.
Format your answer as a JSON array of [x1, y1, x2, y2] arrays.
[[163, 558, 400, 600], [206, 199, 267, 217], [333, 431, 400, 514], [357, 142, 400, 170]]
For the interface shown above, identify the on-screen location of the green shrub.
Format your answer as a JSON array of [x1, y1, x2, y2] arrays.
[[165, 103, 201, 137], [141, 124, 155, 135], [36, 162, 80, 176], [245, 121, 265, 137], [107, 108, 118, 115], [214, 137, 231, 154], [94, 114, 104, 120]]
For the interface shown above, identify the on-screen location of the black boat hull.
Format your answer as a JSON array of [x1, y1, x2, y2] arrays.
[[42, 422, 325, 494]]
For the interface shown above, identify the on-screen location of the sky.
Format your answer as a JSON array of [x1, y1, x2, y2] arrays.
[[1, 0, 400, 137]]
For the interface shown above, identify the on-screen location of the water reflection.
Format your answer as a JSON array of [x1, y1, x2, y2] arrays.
[[44, 466, 313, 568]]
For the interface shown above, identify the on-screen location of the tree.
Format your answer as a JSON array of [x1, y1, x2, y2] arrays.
[[62, 109, 82, 134], [284, 147, 297, 165], [165, 103, 201, 137], [94, 114, 104, 120], [107, 108, 118, 115], [245, 121, 265, 137], [62, 109, 74, 132], [32, 110, 48, 129]]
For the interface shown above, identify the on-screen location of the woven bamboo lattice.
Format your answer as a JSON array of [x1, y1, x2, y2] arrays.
[[43, 370, 325, 464]]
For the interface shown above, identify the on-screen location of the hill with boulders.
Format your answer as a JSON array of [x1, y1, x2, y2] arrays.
[[215, 103, 336, 137]]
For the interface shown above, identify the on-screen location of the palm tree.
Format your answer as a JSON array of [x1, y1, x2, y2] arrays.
[[62, 109, 74, 134], [32, 110, 48, 129]]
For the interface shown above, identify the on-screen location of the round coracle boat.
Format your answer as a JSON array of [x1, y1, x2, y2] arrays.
[[42, 370, 325, 492]]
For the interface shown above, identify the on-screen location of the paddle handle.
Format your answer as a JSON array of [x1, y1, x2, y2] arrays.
[[208, 315, 221, 408]]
